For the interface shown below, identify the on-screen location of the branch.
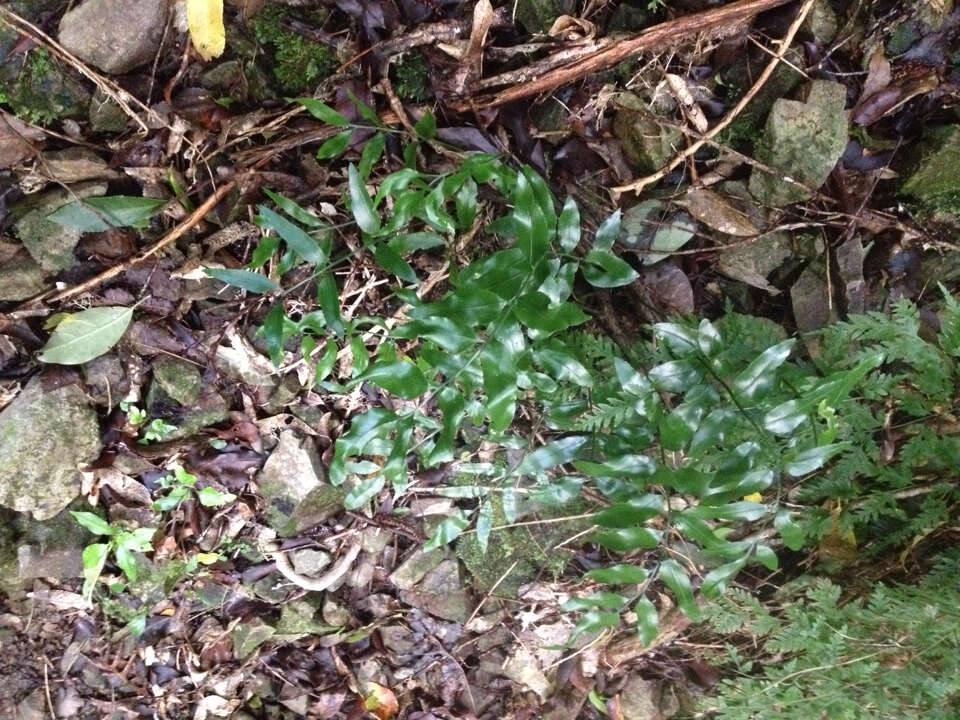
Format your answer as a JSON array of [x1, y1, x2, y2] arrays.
[[448, 0, 796, 112]]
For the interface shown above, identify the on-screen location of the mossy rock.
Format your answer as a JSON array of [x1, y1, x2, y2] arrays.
[[748, 80, 848, 207], [455, 490, 581, 594], [900, 125, 960, 218], [613, 95, 683, 174], [0, 47, 89, 126], [250, 4, 337, 94]]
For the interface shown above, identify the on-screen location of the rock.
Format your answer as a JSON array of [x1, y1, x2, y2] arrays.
[[276, 599, 336, 637], [290, 548, 331, 576], [41, 147, 119, 184], [0, 377, 101, 520], [399, 559, 470, 622], [256, 430, 327, 535], [613, 96, 683, 174], [58, 0, 168, 75], [502, 647, 551, 700], [900, 125, 960, 216], [152, 357, 204, 406], [618, 676, 661, 720], [12, 182, 108, 272], [389, 547, 447, 590], [749, 80, 848, 207], [83, 353, 128, 407], [0, 46, 90, 126], [232, 618, 275, 660], [791, 261, 834, 357], [802, 0, 839, 44], [0, 246, 46, 301], [712, 183, 791, 293], [88, 89, 128, 133], [17, 545, 81, 579]]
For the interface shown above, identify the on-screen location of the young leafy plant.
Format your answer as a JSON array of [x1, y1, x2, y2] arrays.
[[152, 466, 236, 512], [207, 99, 960, 647], [71, 511, 156, 600]]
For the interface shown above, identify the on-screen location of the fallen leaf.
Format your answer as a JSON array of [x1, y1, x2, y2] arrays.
[[187, 0, 226, 61], [362, 682, 399, 720], [679, 188, 759, 236], [37, 306, 134, 365], [0, 111, 43, 169]]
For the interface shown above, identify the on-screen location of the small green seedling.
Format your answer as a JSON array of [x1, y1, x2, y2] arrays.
[[140, 418, 177, 444], [71, 511, 156, 600], [153, 466, 236, 512], [120, 400, 147, 426]]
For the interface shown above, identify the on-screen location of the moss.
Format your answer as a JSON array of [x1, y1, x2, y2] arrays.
[[391, 51, 431, 102], [0, 48, 88, 126], [900, 125, 960, 217], [250, 4, 337, 94], [454, 475, 586, 594]]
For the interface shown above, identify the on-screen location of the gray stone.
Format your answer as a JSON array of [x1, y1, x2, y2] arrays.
[[749, 80, 848, 207], [389, 547, 447, 590], [41, 147, 118, 183], [17, 545, 81, 579], [618, 676, 661, 720], [399, 559, 470, 622], [58, 0, 168, 75], [12, 182, 107, 272], [901, 125, 960, 215], [0, 248, 46, 301], [802, 0, 839, 44], [613, 96, 683, 174], [290, 548, 331, 576], [232, 618, 276, 659], [88, 89, 128, 133], [0, 377, 101, 520], [83, 353, 128, 407], [256, 430, 326, 536], [152, 357, 204, 406]]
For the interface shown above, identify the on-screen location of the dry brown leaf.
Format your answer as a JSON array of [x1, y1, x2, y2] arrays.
[[679, 188, 759, 236], [0, 111, 43, 169], [362, 682, 399, 720]]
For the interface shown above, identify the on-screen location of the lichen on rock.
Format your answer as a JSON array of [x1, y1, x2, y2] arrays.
[[0, 377, 102, 520]]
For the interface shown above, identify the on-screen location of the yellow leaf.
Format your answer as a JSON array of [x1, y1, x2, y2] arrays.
[[186, 0, 226, 61], [195, 552, 221, 565], [743, 492, 763, 503]]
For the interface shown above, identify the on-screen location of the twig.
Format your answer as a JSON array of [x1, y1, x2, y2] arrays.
[[263, 536, 363, 592], [612, 0, 816, 195], [449, 0, 795, 111], [463, 559, 520, 628], [46, 177, 241, 304]]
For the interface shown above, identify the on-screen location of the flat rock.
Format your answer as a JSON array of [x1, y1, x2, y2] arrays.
[[58, 0, 168, 75], [17, 545, 82, 579], [152, 357, 204, 406], [0, 247, 46, 301], [12, 182, 107, 272], [399, 558, 470, 622], [749, 80, 848, 207], [0, 378, 101, 520], [256, 430, 328, 536]]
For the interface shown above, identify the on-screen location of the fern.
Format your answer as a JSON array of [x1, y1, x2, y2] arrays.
[[702, 551, 960, 719]]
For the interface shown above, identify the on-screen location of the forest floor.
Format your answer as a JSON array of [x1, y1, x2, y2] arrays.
[[0, 0, 959, 719]]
